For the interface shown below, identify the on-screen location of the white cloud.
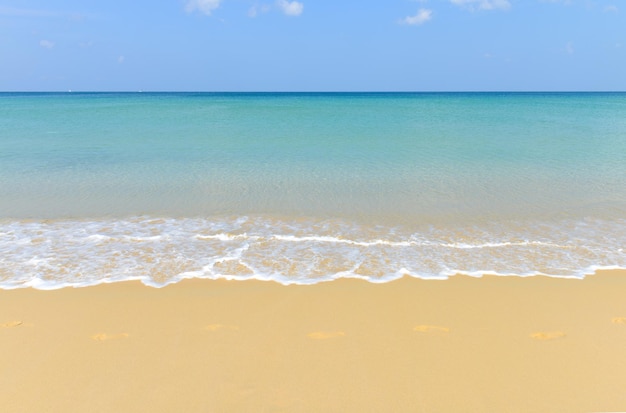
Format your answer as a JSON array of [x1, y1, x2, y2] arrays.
[[185, 0, 222, 16], [604, 5, 618, 13], [276, 0, 303, 16], [401, 8, 433, 25], [248, 4, 270, 17], [565, 42, 574, 55], [118, 55, 125, 63], [39, 40, 54, 49], [450, 0, 511, 11]]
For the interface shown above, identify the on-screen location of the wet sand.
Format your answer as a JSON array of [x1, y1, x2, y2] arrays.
[[2, 271, 626, 412]]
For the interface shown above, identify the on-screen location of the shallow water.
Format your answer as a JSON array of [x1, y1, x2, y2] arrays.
[[1, 92, 625, 288]]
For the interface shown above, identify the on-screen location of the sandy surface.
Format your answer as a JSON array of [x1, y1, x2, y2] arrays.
[[2, 271, 626, 413]]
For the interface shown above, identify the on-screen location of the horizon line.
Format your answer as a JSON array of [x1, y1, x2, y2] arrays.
[[2, 90, 626, 94]]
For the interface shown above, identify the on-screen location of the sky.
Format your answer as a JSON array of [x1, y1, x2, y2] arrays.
[[0, 0, 624, 91]]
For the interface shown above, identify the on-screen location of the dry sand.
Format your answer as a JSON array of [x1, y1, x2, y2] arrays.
[[2, 271, 626, 413]]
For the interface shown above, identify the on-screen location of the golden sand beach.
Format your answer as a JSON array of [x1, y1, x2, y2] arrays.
[[2, 271, 626, 412]]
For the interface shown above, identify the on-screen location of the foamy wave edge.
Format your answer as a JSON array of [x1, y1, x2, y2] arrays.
[[2, 215, 625, 290], [3, 266, 625, 291]]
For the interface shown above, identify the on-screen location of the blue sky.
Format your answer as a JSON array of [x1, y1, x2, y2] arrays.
[[1, 0, 624, 91]]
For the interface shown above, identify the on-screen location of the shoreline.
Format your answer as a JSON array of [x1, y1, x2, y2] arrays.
[[2, 270, 626, 412], [4, 214, 626, 289], [4, 265, 626, 290]]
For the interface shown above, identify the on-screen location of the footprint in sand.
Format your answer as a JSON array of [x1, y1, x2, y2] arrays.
[[530, 331, 566, 340], [611, 317, 626, 324], [1, 321, 23, 328], [307, 331, 345, 340], [413, 325, 450, 334], [91, 333, 129, 341], [203, 324, 239, 332]]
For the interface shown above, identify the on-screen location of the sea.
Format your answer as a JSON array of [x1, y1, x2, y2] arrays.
[[1, 92, 625, 289]]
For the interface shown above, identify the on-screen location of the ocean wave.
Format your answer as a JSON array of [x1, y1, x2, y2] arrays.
[[1, 215, 625, 289]]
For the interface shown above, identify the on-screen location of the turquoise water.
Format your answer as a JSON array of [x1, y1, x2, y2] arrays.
[[1, 92, 625, 288]]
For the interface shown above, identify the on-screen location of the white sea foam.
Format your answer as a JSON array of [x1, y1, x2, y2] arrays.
[[0, 215, 625, 289]]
